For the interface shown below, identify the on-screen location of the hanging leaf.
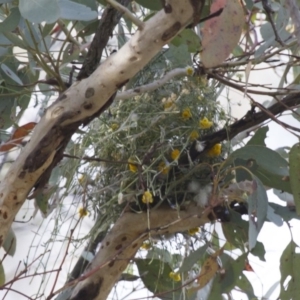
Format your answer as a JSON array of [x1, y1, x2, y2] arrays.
[[270, 203, 300, 222], [0, 63, 23, 85], [228, 145, 289, 177], [35, 184, 59, 217], [2, 227, 16, 256], [279, 241, 300, 300], [196, 255, 219, 289], [19, 0, 60, 23], [267, 204, 283, 227], [0, 7, 21, 33], [179, 245, 208, 273], [235, 158, 291, 193], [201, 0, 245, 67], [3, 32, 27, 49], [0, 261, 4, 285], [171, 29, 201, 53], [251, 241, 266, 262], [289, 143, 300, 215], [235, 273, 256, 299], [135, 258, 182, 299], [248, 178, 268, 250], [59, 0, 97, 21], [146, 247, 173, 265], [208, 253, 247, 299], [165, 44, 192, 67], [246, 126, 269, 146], [222, 209, 248, 248], [0, 122, 36, 152], [19, 0, 97, 24]]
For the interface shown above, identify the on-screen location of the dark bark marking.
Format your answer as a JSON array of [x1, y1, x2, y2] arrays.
[[129, 56, 137, 62], [121, 236, 127, 241], [162, 22, 181, 41], [116, 79, 129, 89], [108, 260, 115, 267], [57, 93, 67, 101], [132, 243, 138, 248], [85, 87, 95, 98], [77, 0, 131, 80], [71, 280, 102, 300], [19, 170, 26, 179], [115, 244, 122, 250], [106, 241, 110, 246], [83, 102, 93, 110]]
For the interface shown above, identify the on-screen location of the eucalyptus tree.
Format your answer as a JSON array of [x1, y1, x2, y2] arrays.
[[0, 1, 300, 300]]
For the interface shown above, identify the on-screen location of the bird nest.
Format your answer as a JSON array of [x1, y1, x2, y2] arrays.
[[77, 71, 231, 222]]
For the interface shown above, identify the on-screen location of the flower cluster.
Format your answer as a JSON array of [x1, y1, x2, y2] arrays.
[[207, 143, 222, 157], [78, 207, 88, 218], [188, 227, 200, 235], [128, 158, 138, 173], [169, 272, 181, 282], [158, 161, 170, 175], [140, 241, 151, 250], [171, 149, 180, 160], [142, 190, 153, 204], [199, 117, 213, 129], [181, 107, 192, 120]]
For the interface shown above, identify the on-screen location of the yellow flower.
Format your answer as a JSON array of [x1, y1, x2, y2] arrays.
[[158, 161, 170, 175], [169, 272, 181, 282], [181, 108, 192, 120], [188, 227, 200, 235], [110, 123, 119, 131], [207, 143, 222, 157], [163, 98, 175, 110], [181, 88, 190, 95], [78, 174, 86, 186], [185, 66, 194, 76], [171, 149, 180, 160], [199, 117, 213, 129], [78, 207, 88, 218], [189, 130, 199, 141], [140, 242, 151, 250], [170, 93, 177, 101], [128, 158, 138, 173], [142, 190, 153, 204]]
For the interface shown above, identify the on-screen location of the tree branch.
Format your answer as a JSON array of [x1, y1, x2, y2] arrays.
[[0, 0, 194, 250], [115, 67, 188, 100], [68, 203, 210, 300], [77, 0, 131, 80], [189, 91, 300, 162]]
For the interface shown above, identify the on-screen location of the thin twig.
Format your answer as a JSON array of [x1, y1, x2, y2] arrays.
[[115, 68, 188, 100], [106, 0, 144, 29]]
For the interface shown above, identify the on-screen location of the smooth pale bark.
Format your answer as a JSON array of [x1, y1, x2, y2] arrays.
[[69, 203, 210, 300], [0, 0, 195, 246], [0, 0, 202, 298]]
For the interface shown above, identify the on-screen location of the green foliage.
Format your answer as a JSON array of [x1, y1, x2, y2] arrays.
[[136, 258, 182, 299], [0, 0, 299, 299], [289, 143, 300, 214], [19, 0, 97, 23], [0, 262, 4, 286], [2, 228, 16, 256], [280, 241, 300, 300]]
